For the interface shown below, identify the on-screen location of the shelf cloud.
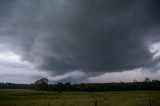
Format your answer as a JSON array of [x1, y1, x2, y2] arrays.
[[1, 0, 160, 82]]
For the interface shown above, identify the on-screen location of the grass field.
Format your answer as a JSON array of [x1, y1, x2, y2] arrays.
[[0, 89, 160, 106]]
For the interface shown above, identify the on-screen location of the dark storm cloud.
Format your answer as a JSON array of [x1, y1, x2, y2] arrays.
[[1, 0, 160, 76]]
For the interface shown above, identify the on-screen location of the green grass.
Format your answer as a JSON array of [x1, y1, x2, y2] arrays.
[[0, 89, 160, 106]]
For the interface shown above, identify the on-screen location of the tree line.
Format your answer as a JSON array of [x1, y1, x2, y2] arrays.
[[0, 77, 160, 92]]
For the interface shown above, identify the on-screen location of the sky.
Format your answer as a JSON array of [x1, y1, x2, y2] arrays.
[[1, 0, 160, 83]]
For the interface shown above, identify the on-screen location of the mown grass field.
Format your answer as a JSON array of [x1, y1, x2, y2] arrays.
[[0, 89, 160, 106]]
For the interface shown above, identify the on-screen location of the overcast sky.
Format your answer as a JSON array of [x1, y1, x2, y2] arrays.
[[1, 0, 160, 84]]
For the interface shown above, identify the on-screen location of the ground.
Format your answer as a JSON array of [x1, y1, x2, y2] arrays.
[[0, 89, 160, 106]]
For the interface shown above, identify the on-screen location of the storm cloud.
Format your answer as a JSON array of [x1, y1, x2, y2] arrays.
[[1, 0, 160, 82]]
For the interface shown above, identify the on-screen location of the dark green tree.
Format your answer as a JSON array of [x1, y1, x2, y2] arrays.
[[145, 77, 151, 82], [34, 78, 48, 94], [57, 82, 64, 93]]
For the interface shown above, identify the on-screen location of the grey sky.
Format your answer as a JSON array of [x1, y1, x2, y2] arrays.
[[0, 0, 160, 83]]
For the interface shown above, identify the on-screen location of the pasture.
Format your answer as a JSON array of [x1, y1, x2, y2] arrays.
[[0, 89, 160, 106]]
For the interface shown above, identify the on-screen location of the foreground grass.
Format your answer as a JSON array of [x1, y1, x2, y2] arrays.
[[0, 89, 160, 106]]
